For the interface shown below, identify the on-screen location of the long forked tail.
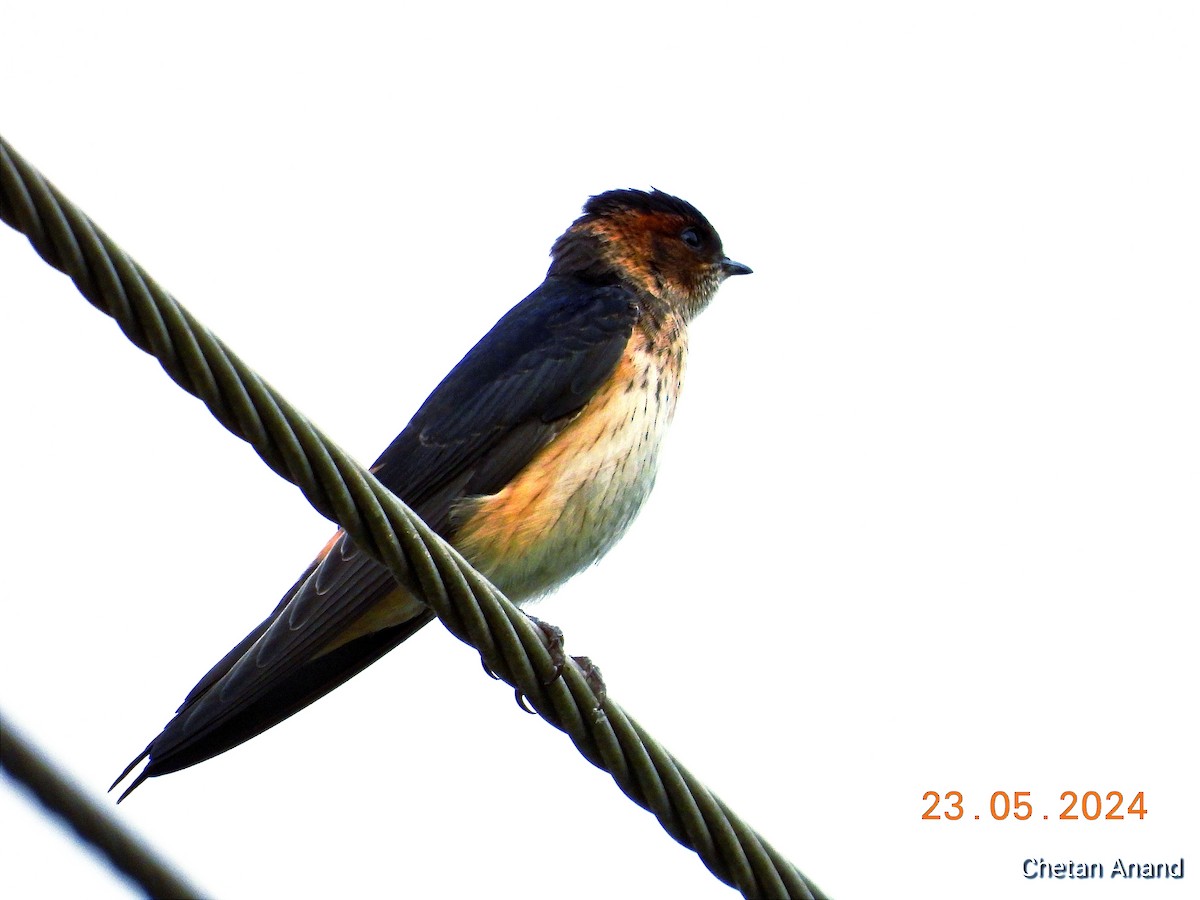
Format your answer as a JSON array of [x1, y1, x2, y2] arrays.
[[110, 611, 435, 802]]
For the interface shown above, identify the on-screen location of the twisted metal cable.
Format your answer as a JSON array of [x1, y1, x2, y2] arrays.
[[0, 132, 826, 900], [1, 711, 202, 899]]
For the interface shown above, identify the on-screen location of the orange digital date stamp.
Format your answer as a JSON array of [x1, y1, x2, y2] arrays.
[[921, 790, 1147, 821]]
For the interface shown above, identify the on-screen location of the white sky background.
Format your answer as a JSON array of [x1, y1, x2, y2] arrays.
[[1, 3, 1197, 898]]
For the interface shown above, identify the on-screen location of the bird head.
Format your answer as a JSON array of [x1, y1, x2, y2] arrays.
[[549, 189, 751, 321]]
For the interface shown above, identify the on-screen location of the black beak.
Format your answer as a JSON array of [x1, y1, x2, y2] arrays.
[[721, 258, 753, 277]]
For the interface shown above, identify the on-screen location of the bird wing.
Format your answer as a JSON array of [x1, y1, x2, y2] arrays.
[[371, 277, 642, 527], [117, 278, 639, 793]]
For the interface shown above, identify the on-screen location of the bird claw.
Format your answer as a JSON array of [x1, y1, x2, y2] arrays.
[[514, 687, 537, 714]]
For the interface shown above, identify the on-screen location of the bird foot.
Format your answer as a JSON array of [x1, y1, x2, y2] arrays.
[[511, 616, 606, 712], [570, 654, 607, 707], [526, 615, 566, 680]]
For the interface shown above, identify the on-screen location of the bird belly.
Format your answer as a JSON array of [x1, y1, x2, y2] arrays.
[[453, 340, 685, 602]]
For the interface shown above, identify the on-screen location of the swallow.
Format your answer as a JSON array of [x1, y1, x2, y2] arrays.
[[111, 188, 750, 800]]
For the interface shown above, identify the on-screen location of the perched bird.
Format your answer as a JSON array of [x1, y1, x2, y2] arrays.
[[112, 188, 750, 800]]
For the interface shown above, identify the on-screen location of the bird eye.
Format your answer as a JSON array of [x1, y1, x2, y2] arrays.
[[680, 227, 703, 250]]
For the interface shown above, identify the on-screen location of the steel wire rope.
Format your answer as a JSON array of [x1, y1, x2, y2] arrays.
[[1, 713, 203, 899]]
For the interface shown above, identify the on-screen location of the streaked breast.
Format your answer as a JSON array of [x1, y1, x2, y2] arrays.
[[453, 326, 687, 602]]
